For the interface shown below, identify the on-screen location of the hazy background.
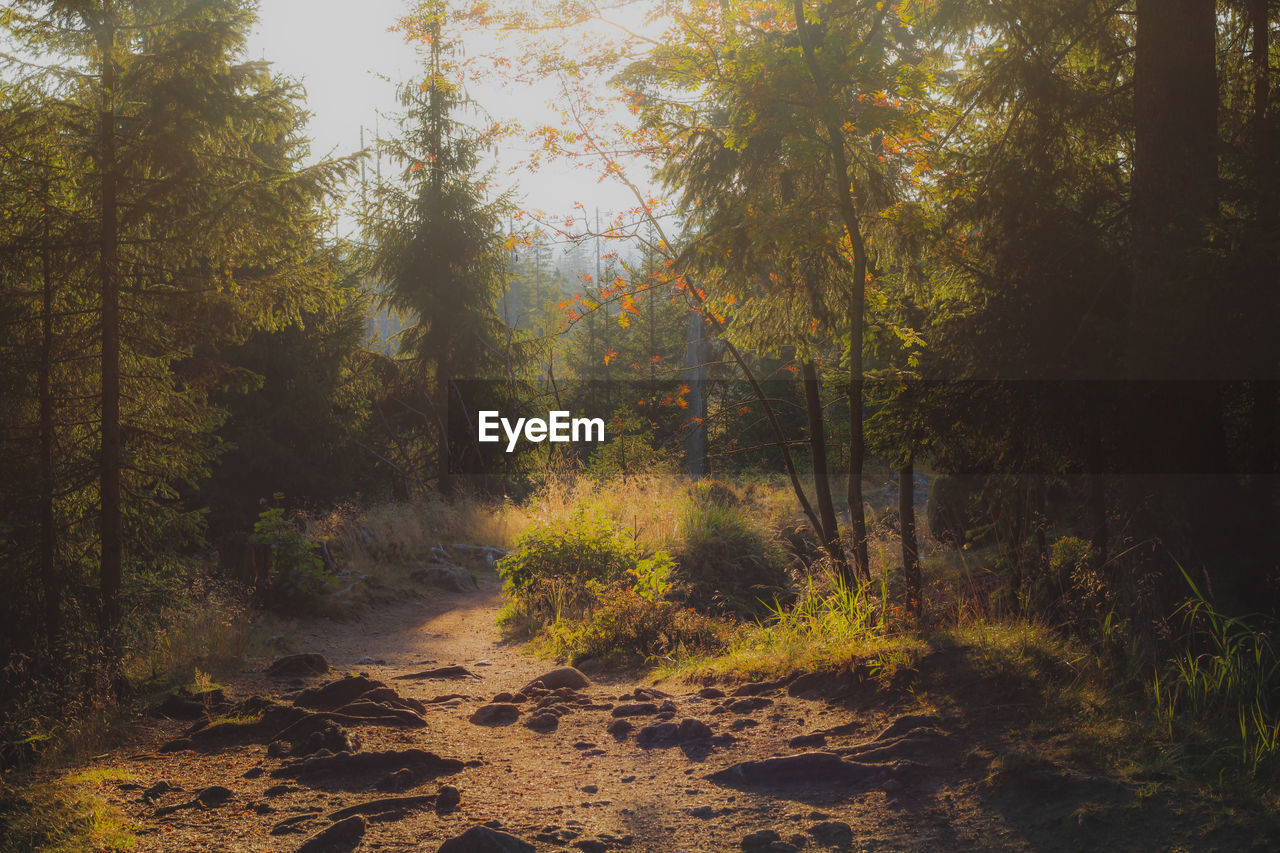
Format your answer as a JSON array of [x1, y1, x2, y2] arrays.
[[244, 0, 643, 234]]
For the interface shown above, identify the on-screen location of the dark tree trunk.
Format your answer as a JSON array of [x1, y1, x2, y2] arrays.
[[98, 16, 123, 666], [847, 269, 869, 580], [1131, 0, 1217, 379], [793, 0, 870, 580], [802, 360, 850, 580], [1129, 1, 1233, 586], [436, 373, 454, 497], [1090, 475, 1108, 570], [1009, 482, 1029, 599], [900, 461, 921, 621], [39, 181, 60, 654], [1252, 0, 1271, 150], [1035, 477, 1049, 569]]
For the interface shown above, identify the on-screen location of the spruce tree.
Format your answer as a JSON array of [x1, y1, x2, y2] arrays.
[[363, 2, 511, 495]]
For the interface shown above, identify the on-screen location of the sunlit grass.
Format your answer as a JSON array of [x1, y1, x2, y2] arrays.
[[662, 566, 926, 683], [1, 768, 139, 853]]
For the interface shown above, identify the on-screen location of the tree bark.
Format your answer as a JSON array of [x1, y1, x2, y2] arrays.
[[39, 177, 60, 654], [1252, 0, 1271, 150], [794, 0, 872, 580], [436, 373, 454, 497], [685, 310, 709, 479], [900, 461, 921, 622], [802, 360, 850, 579], [97, 12, 123, 666], [1130, 0, 1217, 379]]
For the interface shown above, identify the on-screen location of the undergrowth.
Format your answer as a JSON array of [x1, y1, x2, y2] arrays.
[[0, 768, 138, 853], [1152, 567, 1280, 777], [661, 565, 925, 682]]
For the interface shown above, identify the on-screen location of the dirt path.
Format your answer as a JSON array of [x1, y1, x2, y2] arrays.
[[83, 572, 1263, 852]]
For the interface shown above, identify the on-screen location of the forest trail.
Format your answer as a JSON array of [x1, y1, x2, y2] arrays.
[[82, 570, 1234, 852]]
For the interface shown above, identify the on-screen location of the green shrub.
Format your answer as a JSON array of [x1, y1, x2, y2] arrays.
[[544, 585, 734, 664], [497, 508, 674, 629], [672, 485, 789, 616], [250, 507, 332, 605]]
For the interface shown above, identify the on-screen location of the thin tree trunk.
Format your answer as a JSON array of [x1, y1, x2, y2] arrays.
[[1009, 482, 1029, 599], [685, 310, 708, 479], [900, 461, 921, 622], [793, 0, 874, 580], [598, 137, 829, 546], [1090, 475, 1108, 570], [98, 14, 123, 667], [436, 373, 453, 497], [1252, 0, 1271, 150], [39, 178, 60, 654], [1035, 476, 1049, 569], [802, 360, 850, 579]]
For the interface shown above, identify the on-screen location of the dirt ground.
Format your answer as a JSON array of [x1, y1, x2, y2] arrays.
[[78, 571, 1276, 852]]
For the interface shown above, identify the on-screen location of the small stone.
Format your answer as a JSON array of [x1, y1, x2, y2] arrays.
[[470, 703, 520, 726], [524, 712, 559, 733], [520, 666, 591, 694], [607, 719, 634, 737], [808, 820, 853, 848], [141, 781, 176, 804], [789, 733, 827, 749], [698, 687, 726, 699], [742, 829, 782, 850], [375, 768, 415, 792], [295, 815, 366, 853], [265, 653, 329, 678], [581, 784, 598, 794], [611, 702, 658, 718], [687, 805, 714, 819], [437, 784, 461, 811], [676, 718, 713, 741], [636, 722, 679, 745], [438, 824, 537, 853], [195, 786, 234, 807], [727, 696, 773, 713]]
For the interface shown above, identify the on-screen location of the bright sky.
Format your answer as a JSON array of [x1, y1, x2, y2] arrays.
[[244, 0, 644, 237]]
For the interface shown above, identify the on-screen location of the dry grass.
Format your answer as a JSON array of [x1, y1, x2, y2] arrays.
[[0, 767, 138, 853], [305, 493, 530, 580], [128, 587, 259, 693]]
